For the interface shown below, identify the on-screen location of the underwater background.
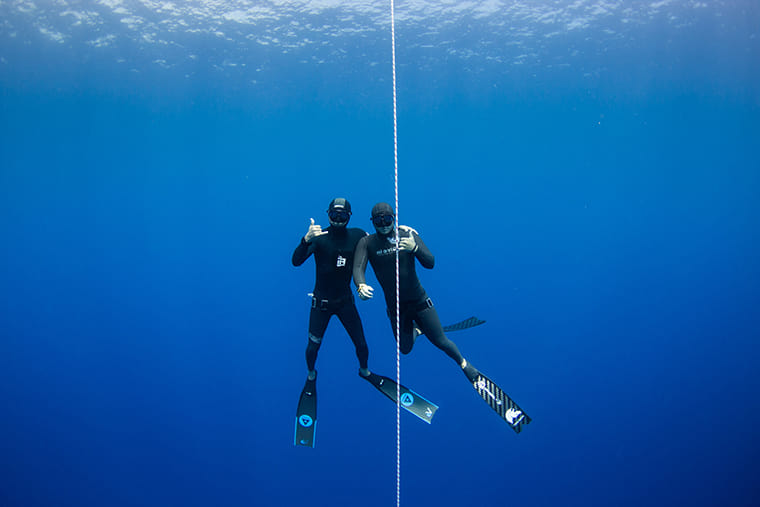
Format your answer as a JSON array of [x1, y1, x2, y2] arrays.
[[1, 1, 758, 506]]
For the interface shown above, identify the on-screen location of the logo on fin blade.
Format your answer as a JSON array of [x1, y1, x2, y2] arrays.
[[299, 415, 314, 427], [476, 379, 502, 405], [505, 408, 523, 425], [400, 393, 414, 406]]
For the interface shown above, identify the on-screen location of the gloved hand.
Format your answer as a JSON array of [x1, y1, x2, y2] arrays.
[[398, 233, 418, 252], [304, 218, 329, 243], [357, 283, 374, 300]]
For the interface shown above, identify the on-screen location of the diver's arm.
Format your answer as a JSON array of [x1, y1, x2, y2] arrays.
[[352, 235, 370, 286], [292, 237, 315, 266], [412, 232, 434, 269], [292, 218, 326, 266], [353, 236, 374, 300]]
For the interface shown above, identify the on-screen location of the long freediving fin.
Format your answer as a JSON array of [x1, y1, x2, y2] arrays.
[[362, 372, 438, 424], [468, 370, 531, 434], [442, 316, 486, 333], [294, 375, 317, 447]]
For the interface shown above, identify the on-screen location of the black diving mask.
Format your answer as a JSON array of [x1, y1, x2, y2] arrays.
[[328, 209, 350, 223], [371, 214, 394, 227]]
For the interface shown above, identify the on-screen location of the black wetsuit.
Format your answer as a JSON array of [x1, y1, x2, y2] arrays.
[[353, 228, 464, 364], [292, 226, 369, 371]]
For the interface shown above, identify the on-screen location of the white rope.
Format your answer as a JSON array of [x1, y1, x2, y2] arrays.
[[390, 1, 401, 506]]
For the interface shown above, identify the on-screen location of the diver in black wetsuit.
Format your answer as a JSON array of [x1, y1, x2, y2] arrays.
[[352, 202, 533, 433], [353, 202, 481, 383], [292, 198, 370, 382]]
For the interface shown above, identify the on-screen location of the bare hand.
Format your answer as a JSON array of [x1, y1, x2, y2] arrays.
[[398, 235, 417, 252], [357, 283, 374, 300], [399, 225, 418, 235], [304, 218, 329, 242]]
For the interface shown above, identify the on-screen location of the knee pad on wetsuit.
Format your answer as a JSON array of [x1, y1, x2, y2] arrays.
[[308, 333, 323, 344]]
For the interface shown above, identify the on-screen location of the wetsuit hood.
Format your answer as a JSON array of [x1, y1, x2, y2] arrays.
[[329, 197, 351, 214], [371, 202, 394, 219]]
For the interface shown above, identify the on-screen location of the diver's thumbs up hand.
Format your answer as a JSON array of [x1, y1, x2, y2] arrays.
[[304, 218, 328, 243]]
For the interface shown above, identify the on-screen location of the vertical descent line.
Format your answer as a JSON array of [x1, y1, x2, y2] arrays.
[[389, 0, 401, 506]]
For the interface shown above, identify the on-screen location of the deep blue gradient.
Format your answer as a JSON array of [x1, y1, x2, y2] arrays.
[[1, 3, 759, 507]]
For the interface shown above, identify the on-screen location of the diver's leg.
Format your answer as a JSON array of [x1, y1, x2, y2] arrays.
[[387, 304, 416, 354], [306, 307, 332, 380], [336, 301, 369, 374], [417, 305, 481, 381]]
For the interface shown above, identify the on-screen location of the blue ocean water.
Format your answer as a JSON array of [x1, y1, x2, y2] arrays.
[[1, 2, 758, 506]]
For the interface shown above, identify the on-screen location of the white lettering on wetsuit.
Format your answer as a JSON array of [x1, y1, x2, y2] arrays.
[[376, 236, 398, 257], [336, 255, 347, 267], [376, 246, 396, 257]]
